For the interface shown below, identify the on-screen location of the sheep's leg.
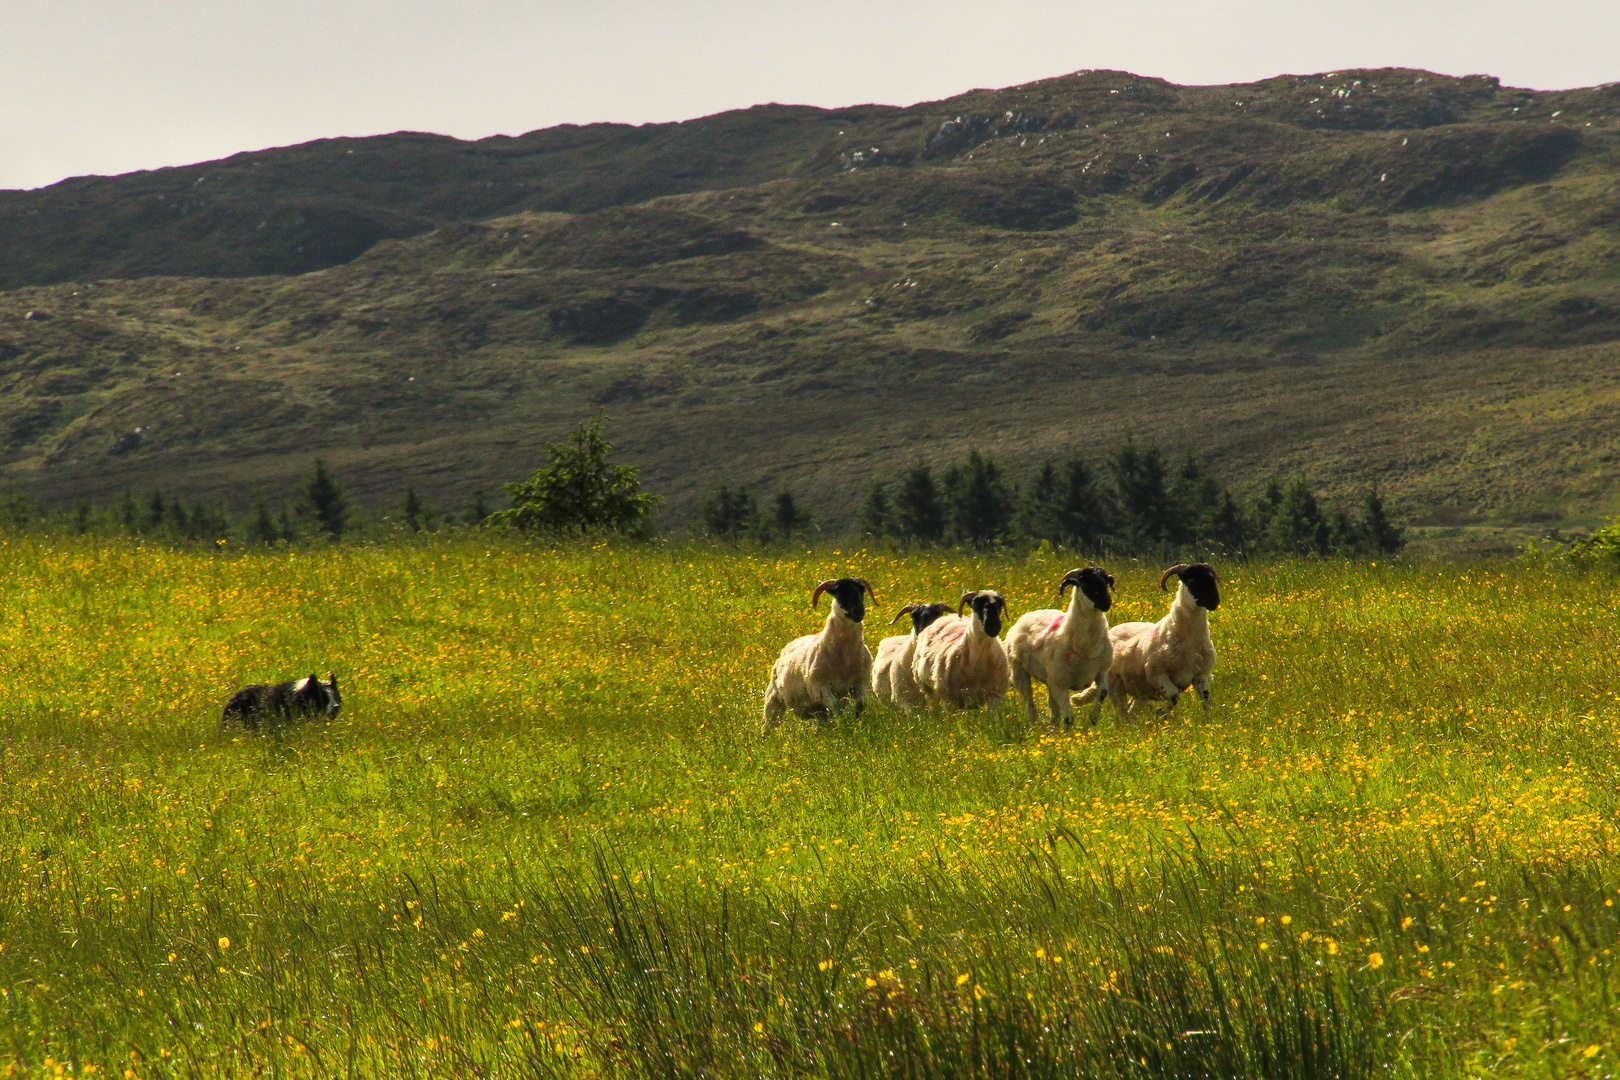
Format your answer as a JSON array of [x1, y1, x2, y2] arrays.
[[762, 683, 787, 732], [1111, 687, 1132, 724], [1013, 667, 1040, 725], [1087, 674, 1108, 729], [853, 686, 868, 718], [1149, 672, 1181, 718], [1193, 675, 1212, 716]]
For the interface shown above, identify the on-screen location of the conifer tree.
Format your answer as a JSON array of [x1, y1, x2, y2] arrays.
[[894, 464, 946, 543], [463, 487, 492, 525], [250, 498, 279, 545], [773, 490, 809, 539], [1362, 482, 1405, 554], [1266, 477, 1330, 555], [1171, 451, 1223, 544], [703, 483, 761, 539], [947, 450, 1015, 546], [403, 487, 424, 532], [305, 459, 349, 540], [1207, 488, 1250, 553], [1111, 443, 1176, 549], [1253, 478, 1284, 537], [1024, 456, 1112, 551], [493, 414, 661, 535], [860, 483, 892, 538]]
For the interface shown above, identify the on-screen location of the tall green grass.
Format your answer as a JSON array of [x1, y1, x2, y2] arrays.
[[0, 535, 1616, 1076]]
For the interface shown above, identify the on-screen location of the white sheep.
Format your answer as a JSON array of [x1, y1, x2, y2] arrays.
[[1074, 563, 1219, 720], [871, 601, 955, 709], [1005, 567, 1115, 728], [762, 577, 876, 730], [912, 590, 1012, 710]]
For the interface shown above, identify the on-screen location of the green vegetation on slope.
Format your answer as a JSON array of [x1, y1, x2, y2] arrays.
[[1, 538, 1618, 1075], [2, 69, 1620, 527]]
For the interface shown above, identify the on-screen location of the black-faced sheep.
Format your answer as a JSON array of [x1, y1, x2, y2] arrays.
[[762, 577, 876, 730], [1074, 563, 1219, 720], [223, 672, 342, 728], [1005, 567, 1115, 728], [872, 601, 955, 709], [912, 590, 1011, 710]]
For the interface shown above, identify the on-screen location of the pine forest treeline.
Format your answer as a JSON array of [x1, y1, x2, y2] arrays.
[[844, 444, 1403, 557], [3, 416, 1403, 556]]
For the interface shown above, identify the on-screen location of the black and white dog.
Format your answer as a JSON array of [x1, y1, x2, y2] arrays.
[[223, 672, 342, 728]]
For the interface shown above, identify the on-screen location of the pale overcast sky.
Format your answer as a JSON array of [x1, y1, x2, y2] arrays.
[[5, 0, 1617, 191]]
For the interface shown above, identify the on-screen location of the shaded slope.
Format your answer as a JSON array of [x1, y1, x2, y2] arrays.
[[2, 67, 1620, 528], [4, 69, 1617, 288]]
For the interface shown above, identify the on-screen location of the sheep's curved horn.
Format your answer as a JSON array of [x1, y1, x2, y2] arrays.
[[1159, 564, 1190, 592], [1058, 568, 1084, 598], [811, 579, 837, 609], [853, 577, 876, 602], [958, 590, 980, 615], [889, 603, 919, 625]]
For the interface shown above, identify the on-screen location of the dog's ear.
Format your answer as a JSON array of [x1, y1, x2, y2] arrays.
[[308, 672, 319, 688], [327, 671, 338, 688]]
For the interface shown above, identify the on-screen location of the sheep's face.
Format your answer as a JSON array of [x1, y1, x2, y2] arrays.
[[821, 578, 869, 622], [963, 591, 1007, 637], [1179, 564, 1220, 610], [910, 602, 955, 635], [1062, 567, 1114, 612]]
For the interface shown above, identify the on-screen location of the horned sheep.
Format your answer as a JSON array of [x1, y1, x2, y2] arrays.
[[1074, 563, 1219, 720], [762, 577, 876, 730], [871, 601, 956, 709], [1005, 567, 1115, 728], [912, 590, 1012, 711]]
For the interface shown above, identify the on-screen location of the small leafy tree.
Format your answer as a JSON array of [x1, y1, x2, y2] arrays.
[[304, 459, 349, 540], [492, 414, 661, 535]]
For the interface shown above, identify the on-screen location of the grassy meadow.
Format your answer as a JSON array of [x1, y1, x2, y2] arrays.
[[3, 535, 1620, 1077]]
